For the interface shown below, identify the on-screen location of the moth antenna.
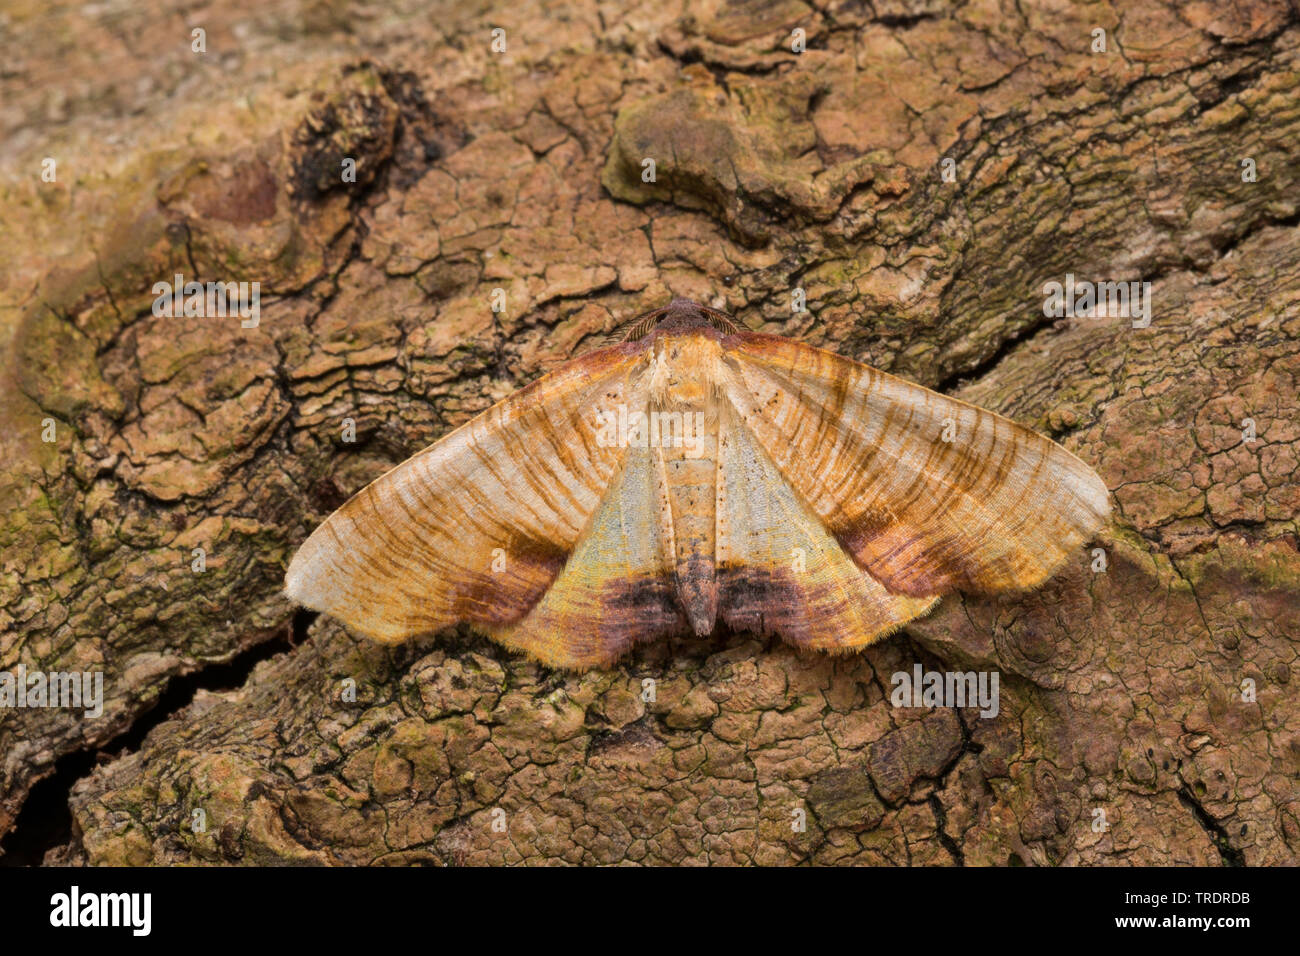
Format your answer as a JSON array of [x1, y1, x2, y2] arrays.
[[582, 327, 632, 351], [619, 305, 672, 342], [595, 301, 746, 348], [695, 303, 744, 335], [574, 306, 664, 352]]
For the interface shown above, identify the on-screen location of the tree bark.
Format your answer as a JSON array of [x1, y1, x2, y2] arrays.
[[1, 0, 1297, 864]]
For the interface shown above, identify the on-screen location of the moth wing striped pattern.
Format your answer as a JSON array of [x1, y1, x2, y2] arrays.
[[285, 341, 656, 651], [712, 400, 940, 652], [486, 441, 688, 668], [286, 299, 1111, 670], [721, 331, 1111, 600]]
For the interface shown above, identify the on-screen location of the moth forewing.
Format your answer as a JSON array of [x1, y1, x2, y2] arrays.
[[284, 342, 646, 648], [722, 330, 1111, 598]]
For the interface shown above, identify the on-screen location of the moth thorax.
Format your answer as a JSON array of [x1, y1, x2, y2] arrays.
[[648, 332, 726, 406]]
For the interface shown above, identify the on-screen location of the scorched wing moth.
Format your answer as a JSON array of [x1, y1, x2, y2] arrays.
[[286, 299, 1110, 669]]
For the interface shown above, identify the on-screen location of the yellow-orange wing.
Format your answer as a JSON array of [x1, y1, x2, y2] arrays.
[[721, 331, 1110, 601], [285, 340, 679, 666]]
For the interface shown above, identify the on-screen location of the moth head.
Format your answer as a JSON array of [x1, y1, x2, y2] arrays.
[[644, 304, 733, 405], [622, 298, 741, 341]]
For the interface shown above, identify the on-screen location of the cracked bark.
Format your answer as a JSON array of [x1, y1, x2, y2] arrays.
[[1, 0, 1297, 865]]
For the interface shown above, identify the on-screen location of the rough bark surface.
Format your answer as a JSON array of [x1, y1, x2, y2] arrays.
[[1, 0, 1297, 865]]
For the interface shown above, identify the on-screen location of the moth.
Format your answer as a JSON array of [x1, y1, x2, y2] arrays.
[[286, 299, 1110, 669]]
